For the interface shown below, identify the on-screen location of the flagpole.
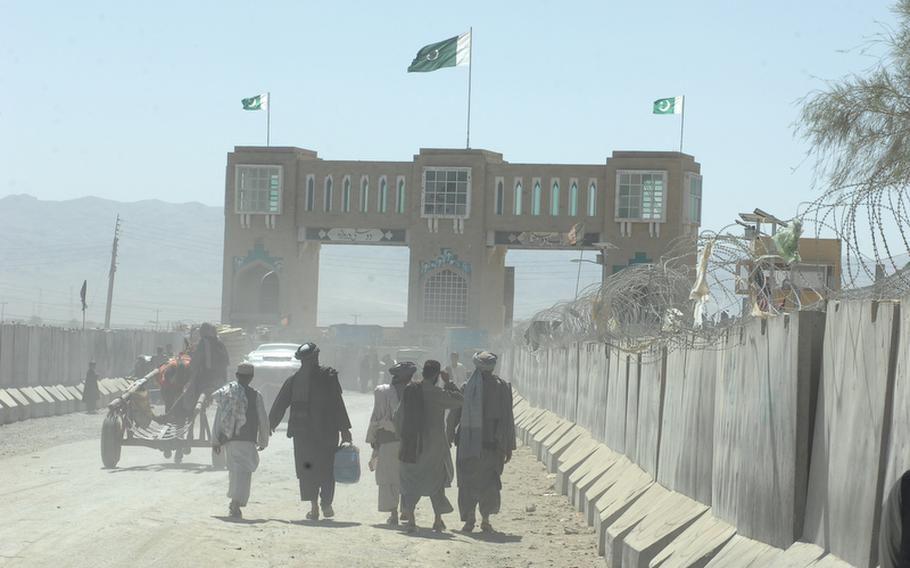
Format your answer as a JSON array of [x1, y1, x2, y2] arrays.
[[679, 95, 685, 153], [267, 92, 271, 147], [466, 27, 473, 149]]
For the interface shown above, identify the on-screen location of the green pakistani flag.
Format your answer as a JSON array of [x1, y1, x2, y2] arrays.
[[408, 31, 471, 72], [242, 93, 269, 110], [653, 96, 683, 115]]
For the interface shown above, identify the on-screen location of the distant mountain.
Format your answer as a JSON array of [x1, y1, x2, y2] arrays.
[[0, 194, 223, 327], [0, 194, 603, 330]]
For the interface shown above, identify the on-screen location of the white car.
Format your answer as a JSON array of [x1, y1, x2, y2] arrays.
[[245, 343, 301, 408]]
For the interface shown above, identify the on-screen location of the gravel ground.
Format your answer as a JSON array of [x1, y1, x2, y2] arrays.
[[0, 410, 106, 459], [0, 392, 599, 567]]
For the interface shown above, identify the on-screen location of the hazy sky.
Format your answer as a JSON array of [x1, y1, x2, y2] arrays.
[[0, 1, 899, 326], [1, 0, 895, 229]]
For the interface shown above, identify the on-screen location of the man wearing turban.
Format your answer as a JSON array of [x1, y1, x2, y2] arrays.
[[269, 343, 352, 521], [447, 351, 516, 533]]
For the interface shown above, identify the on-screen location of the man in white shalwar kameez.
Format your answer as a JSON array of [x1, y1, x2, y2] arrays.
[[213, 363, 269, 519], [366, 361, 415, 525]]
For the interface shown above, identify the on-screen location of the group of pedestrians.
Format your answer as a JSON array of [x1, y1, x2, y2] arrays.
[[208, 342, 515, 534], [367, 351, 515, 533]]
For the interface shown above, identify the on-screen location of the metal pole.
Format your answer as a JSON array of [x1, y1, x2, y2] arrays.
[[267, 92, 271, 147], [103, 215, 120, 329], [574, 249, 584, 298], [679, 95, 685, 153], [466, 27, 473, 149]]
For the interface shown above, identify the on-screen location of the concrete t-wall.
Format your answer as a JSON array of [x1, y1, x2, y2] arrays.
[[502, 295, 909, 567]]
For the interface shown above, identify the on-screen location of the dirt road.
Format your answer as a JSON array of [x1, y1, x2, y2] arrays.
[[0, 391, 598, 567]]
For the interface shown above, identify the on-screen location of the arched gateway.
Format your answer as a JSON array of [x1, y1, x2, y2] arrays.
[[221, 147, 702, 342]]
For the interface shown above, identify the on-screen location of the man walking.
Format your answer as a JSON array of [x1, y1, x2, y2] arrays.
[[444, 352, 468, 386], [396, 360, 464, 533], [82, 361, 100, 413], [366, 361, 415, 525], [447, 351, 516, 533], [212, 363, 269, 519], [269, 343, 352, 521]]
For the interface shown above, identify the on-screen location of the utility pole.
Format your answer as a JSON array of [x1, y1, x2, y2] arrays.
[[0, 301, 7, 324], [352, 314, 360, 325], [103, 215, 121, 329]]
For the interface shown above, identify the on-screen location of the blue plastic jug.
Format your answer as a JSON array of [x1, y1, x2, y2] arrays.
[[334, 443, 361, 484]]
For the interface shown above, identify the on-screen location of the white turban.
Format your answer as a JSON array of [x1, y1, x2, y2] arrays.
[[472, 351, 498, 372]]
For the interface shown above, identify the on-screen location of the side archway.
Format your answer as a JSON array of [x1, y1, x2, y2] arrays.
[[422, 268, 468, 325]]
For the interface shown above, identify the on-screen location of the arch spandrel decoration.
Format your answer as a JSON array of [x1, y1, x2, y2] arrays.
[[232, 242, 283, 273], [418, 248, 472, 277]]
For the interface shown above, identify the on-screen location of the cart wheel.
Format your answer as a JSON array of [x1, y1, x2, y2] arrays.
[[101, 415, 123, 469], [211, 446, 226, 470], [174, 449, 184, 464]]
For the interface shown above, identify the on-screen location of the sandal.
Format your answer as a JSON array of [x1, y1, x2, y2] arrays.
[[481, 520, 494, 533], [305, 509, 320, 521], [432, 519, 446, 532], [461, 522, 475, 533]]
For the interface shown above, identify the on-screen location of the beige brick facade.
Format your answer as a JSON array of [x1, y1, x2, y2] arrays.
[[222, 146, 701, 340]]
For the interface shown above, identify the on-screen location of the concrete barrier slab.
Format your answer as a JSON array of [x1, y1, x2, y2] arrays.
[[763, 542, 826, 568], [556, 437, 599, 494], [621, 492, 708, 568], [573, 449, 622, 511], [42, 385, 70, 414], [66, 386, 83, 409], [594, 473, 660, 555], [6, 387, 31, 419], [603, 484, 671, 566], [812, 554, 853, 568], [536, 420, 572, 459], [649, 511, 736, 568], [0, 389, 21, 423], [703, 536, 781, 568], [54, 385, 79, 413], [526, 412, 558, 445], [582, 457, 636, 524], [803, 302, 895, 567], [544, 425, 585, 469], [516, 408, 544, 433], [19, 387, 49, 417], [567, 446, 614, 505], [532, 419, 567, 458]]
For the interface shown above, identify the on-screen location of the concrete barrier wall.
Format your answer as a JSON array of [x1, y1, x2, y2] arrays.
[[803, 300, 900, 568], [0, 323, 179, 388], [657, 339, 717, 505], [504, 296, 910, 567], [712, 311, 825, 549], [0, 377, 132, 425]]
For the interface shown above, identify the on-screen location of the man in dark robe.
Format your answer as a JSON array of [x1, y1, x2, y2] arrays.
[[269, 343, 352, 521], [395, 360, 464, 533], [181, 322, 229, 417], [82, 361, 100, 413], [447, 351, 516, 533]]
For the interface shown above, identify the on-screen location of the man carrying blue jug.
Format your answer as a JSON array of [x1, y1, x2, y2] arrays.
[[269, 343, 353, 521]]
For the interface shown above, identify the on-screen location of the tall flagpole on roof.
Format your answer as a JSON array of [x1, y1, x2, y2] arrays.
[[466, 27, 473, 149], [267, 92, 271, 147], [679, 95, 685, 153]]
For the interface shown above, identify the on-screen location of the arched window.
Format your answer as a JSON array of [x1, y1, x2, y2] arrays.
[[588, 180, 597, 217], [378, 177, 388, 213], [495, 179, 504, 215], [532, 180, 542, 216], [342, 177, 351, 212], [323, 177, 333, 212], [550, 180, 560, 216], [361, 177, 370, 212], [396, 178, 406, 214], [259, 271, 279, 315], [423, 269, 468, 325], [569, 181, 578, 216], [305, 176, 315, 212], [514, 180, 524, 215]]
